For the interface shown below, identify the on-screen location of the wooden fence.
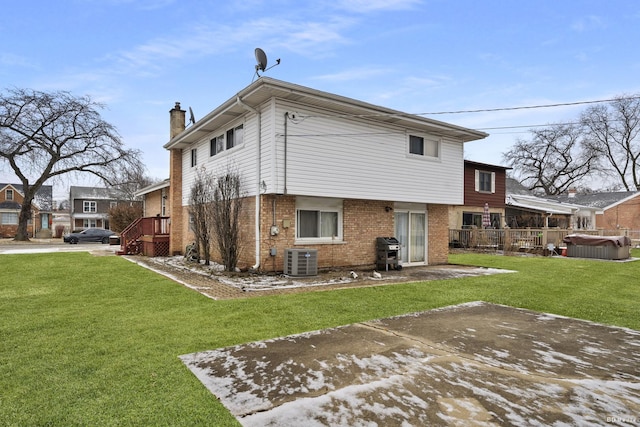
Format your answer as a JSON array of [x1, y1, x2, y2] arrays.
[[449, 228, 640, 252]]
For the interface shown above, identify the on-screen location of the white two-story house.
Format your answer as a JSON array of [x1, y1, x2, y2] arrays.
[[164, 78, 487, 272]]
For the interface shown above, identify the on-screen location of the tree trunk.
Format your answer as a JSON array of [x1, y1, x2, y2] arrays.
[[14, 202, 32, 241]]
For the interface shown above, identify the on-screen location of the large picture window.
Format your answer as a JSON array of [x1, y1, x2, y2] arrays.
[[295, 197, 342, 242], [1, 212, 18, 224]]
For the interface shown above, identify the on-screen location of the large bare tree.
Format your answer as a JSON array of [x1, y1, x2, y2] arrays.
[[581, 95, 640, 191], [502, 123, 597, 195], [0, 88, 143, 240]]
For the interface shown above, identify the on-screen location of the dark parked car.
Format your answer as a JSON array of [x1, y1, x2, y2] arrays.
[[63, 228, 117, 244]]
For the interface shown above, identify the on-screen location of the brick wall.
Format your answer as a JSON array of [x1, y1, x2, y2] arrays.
[[143, 190, 163, 217], [168, 148, 183, 255], [427, 204, 449, 265], [597, 197, 640, 230]]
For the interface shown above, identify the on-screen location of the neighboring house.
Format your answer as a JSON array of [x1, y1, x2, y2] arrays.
[[135, 179, 170, 217], [505, 179, 599, 229], [0, 183, 53, 238], [449, 160, 510, 229], [550, 190, 640, 230], [163, 77, 488, 272], [69, 186, 134, 231]]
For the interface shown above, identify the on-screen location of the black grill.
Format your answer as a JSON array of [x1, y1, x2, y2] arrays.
[[376, 237, 401, 271]]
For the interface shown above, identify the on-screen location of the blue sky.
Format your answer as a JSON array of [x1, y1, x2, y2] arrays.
[[2, 0, 639, 198]]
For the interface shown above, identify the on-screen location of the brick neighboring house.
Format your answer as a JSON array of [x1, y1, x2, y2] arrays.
[[449, 161, 510, 229], [69, 186, 136, 231], [0, 183, 53, 238], [163, 77, 488, 272], [550, 190, 640, 230]]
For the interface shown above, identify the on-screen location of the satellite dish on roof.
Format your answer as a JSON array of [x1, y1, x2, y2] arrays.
[[255, 48, 268, 72], [188, 106, 195, 125], [253, 48, 281, 81]]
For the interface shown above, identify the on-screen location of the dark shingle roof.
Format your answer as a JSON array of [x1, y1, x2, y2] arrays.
[[549, 191, 639, 209]]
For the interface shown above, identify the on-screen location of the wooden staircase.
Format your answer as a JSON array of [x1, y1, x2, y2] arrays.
[[118, 216, 170, 256]]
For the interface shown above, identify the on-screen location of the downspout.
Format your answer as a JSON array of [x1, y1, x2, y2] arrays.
[[236, 96, 262, 270], [283, 112, 288, 195]]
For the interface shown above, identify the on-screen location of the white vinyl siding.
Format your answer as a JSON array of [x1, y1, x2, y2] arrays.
[[181, 115, 260, 206], [180, 99, 467, 206], [273, 102, 464, 205]]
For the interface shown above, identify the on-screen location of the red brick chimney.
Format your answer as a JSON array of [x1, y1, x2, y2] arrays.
[[568, 188, 577, 198], [168, 102, 185, 255]]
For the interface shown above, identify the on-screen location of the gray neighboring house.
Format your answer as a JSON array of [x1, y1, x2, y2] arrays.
[[69, 186, 126, 231], [549, 190, 640, 230], [504, 178, 600, 229]]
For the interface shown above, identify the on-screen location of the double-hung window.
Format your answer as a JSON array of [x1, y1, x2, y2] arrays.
[[6, 189, 13, 201], [296, 197, 343, 242], [409, 135, 439, 158], [475, 170, 495, 193], [83, 201, 97, 213]]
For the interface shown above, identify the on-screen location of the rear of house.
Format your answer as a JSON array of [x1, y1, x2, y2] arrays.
[[164, 78, 487, 272]]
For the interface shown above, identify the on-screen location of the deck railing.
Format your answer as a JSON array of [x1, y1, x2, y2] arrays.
[[449, 228, 640, 251], [120, 216, 170, 255]]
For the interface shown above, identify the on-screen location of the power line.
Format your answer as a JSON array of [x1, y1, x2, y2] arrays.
[[420, 96, 640, 115]]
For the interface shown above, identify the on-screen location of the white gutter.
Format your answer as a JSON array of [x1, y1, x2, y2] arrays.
[[236, 96, 261, 270]]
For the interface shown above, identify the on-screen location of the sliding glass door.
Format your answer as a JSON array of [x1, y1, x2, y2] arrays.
[[395, 210, 426, 265]]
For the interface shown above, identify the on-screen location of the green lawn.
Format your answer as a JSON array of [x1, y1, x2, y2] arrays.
[[1, 251, 639, 426]]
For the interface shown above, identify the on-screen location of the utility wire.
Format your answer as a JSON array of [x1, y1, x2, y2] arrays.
[[419, 96, 640, 115]]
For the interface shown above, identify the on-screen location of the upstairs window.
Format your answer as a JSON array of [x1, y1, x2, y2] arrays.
[[83, 201, 97, 213], [409, 135, 439, 158], [226, 124, 243, 150], [210, 135, 224, 156], [6, 189, 13, 201], [475, 170, 495, 193], [191, 148, 197, 167]]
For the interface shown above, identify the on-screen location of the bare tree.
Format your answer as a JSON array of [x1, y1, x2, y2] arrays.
[[188, 167, 215, 265], [581, 95, 640, 190], [0, 88, 143, 240], [502, 123, 597, 195], [108, 203, 143, 233], [212, 169, 244, 272]]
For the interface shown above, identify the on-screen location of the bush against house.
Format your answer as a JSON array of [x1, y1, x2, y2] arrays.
[[108, 204, 143, 233]]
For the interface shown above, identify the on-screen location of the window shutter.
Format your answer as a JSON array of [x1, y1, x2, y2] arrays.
[[474, 170, 479, 192], [491, 172, 496, 194]]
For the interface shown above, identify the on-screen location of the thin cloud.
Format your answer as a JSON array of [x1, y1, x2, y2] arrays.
[[331, 0, 422, 13], [313, 67, 393, 82], [571, 15, 606, 32]]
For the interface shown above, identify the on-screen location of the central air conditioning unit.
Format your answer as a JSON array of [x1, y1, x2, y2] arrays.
[[284, 248, 318, 276]]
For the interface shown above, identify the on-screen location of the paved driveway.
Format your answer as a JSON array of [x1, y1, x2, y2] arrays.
[[181, 302, 640, 426]]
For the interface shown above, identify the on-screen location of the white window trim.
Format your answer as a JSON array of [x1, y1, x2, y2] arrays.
[[209, 122, 245, 158], [295, 196, 344, 244], [475, 170, 496, 194], [407, 134, 441, 161], [1, 211, 19, 225], [83, 201, 97, 213], [6, 189, 14, 201]]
